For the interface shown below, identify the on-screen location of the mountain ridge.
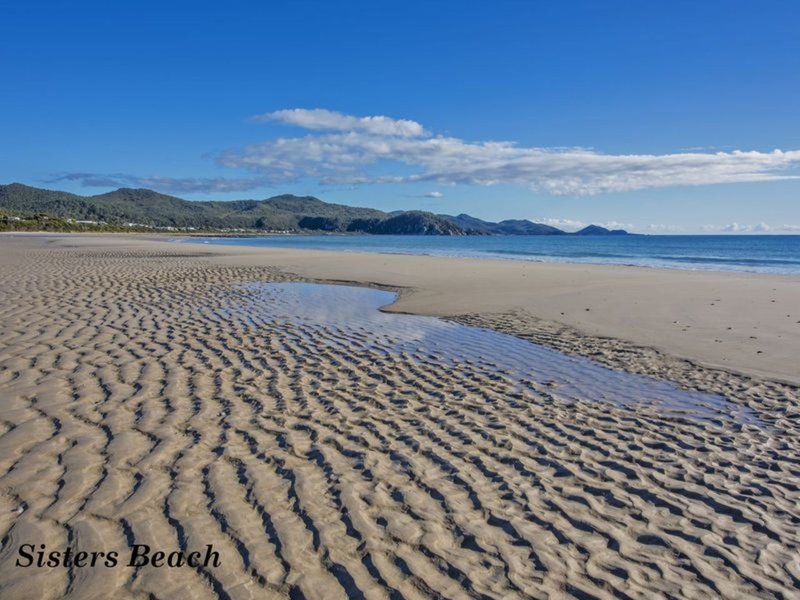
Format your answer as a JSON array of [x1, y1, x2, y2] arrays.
[[0, 183, 630, 236], [439, 213, 566, 235]]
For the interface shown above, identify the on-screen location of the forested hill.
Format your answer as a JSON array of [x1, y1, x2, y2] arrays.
[[0, 183, 465, 234], [0, 183, 629, 235]]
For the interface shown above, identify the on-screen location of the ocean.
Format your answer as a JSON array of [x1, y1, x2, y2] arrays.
[[185, 234, 800, 275]]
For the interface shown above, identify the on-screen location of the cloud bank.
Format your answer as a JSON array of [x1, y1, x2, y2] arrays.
[[219, 108, 800, 195], [539, 218, 800, 234], [641, 222, 800, 233], [707, 222, 800, 233], [55, 109, 800, 202]]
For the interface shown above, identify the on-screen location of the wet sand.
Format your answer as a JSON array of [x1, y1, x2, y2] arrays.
[[200, 240, 800, 386], [0, 234, 799, 599]]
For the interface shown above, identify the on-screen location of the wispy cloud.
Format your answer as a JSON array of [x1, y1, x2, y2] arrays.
[[538, 220, 800, 233], [251, 108, 427, 137], [641, 223, 684, 233], [536, 218, 588, 232], [218, 108, 800, 195], [702, 222, 800, 233], [536, 218, 634, 232], [54, 109, 800, 198], [49, 173, 266, 194]]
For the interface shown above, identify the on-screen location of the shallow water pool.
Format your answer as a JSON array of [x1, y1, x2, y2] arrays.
[[234, 282, 757, 425]]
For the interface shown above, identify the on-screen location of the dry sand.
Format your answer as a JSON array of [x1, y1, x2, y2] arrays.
[[0, 234, 798, 599]]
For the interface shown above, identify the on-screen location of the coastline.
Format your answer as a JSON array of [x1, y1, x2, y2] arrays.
[[185, 233, 800, 277], [202, 242, 800, 385], [31, 232, 800, 386]]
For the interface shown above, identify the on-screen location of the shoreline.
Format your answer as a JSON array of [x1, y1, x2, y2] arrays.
[[196, 244, 800, 386], [6, 230, 800, 276], [184, 233, 800, 277], [27, 233, 800, 386]]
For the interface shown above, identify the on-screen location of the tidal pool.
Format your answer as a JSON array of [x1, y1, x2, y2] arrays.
[[233, 282, 757, 426]]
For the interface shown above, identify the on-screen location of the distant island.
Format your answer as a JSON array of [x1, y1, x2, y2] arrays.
[[0, 183, 630, 236]]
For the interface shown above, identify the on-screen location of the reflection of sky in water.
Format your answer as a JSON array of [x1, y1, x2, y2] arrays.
[[239, 282, 757, 426]]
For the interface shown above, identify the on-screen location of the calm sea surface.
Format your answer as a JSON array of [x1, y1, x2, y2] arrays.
[[185, 234, 800, 275]]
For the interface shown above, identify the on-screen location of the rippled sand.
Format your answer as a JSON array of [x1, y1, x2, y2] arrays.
[[0, 237, 799, 599]]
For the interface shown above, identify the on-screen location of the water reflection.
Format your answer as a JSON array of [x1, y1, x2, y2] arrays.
[[240, 282, 757, 425]]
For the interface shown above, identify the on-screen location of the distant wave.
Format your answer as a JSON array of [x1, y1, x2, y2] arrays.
[[490, 249, 800, 268], [653, 255, 800, 267]]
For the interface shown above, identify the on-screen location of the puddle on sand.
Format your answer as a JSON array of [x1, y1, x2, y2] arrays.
[[232, 282, 757, 426]]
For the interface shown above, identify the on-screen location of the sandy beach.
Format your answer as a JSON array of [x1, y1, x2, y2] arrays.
[[0, 233, 799, 599]]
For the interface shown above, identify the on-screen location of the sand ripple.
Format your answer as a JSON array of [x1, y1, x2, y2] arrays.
[[0, 240, 798, 599]]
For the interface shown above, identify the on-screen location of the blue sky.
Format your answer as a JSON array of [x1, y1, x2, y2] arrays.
[[2, 0, 799, 233]]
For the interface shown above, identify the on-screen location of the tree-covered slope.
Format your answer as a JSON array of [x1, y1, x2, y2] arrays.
[[0, 184, 463, 234], [439, 213, 565, 235], [0, 183, 629, 235]]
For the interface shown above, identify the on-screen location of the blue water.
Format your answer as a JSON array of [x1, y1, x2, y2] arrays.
[[185, 234, 800, 275]]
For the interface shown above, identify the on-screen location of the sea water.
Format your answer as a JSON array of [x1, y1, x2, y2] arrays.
[[187, 234, 800, 275]]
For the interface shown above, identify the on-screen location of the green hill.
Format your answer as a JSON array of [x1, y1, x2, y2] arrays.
[[439, 213, 565, 235], [347, 211, 466, 235], [0, 183, 630, 235], [0, 183, 415, 232], [574, 224, 629, 236]]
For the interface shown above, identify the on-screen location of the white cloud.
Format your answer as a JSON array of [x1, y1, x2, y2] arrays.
[[537, 220, 800, 234], [251, 108, 427, 137], [219, 108, 800, 195], [536, 218, 587, 231], [642, 223, 683, 233], [536, 218, 634, 232], [51, 173, 265, 194], [703, 222, 800, 233], [600, 220, 634, 231], [425, 191, 444, 198]]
